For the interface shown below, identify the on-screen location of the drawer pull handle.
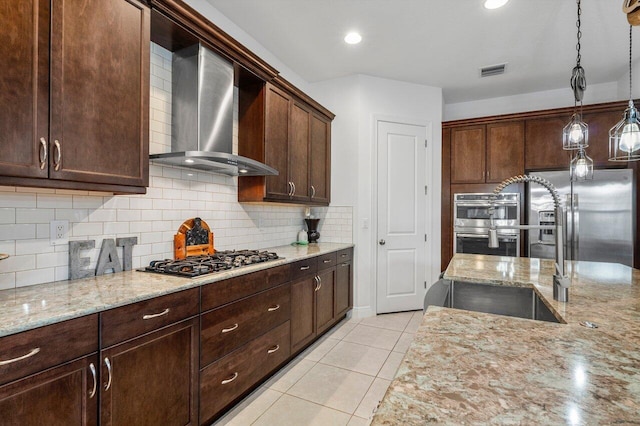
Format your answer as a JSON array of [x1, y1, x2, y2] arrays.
[[104, 357, 112, 391], [323, 259, 331, 264], [221, 372, 238, 385], [267, 305, 280, 312], [341, 263, 349, 267], [89, 363, 97, 399], [39, 137, 47, 169], [142, 308, 170, 320], [0, 347, 40, 366], [267, 345, 280, 354], [222, 323, 239, 333], [341, 253, 348, 257], [300, 265, 310, 271], [53, 140, 61, 171]]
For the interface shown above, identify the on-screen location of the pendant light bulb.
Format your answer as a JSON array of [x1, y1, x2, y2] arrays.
[[569, 123, 585, 145], [619, 122, 640, 153], [574, 157, 588, 178]]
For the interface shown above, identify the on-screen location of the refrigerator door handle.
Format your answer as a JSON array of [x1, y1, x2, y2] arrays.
[[565, 194, 573, 261]]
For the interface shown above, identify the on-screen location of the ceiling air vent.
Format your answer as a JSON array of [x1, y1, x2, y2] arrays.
[[480, 63, 507, 78]]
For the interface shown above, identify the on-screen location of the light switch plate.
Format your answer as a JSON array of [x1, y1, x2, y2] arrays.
[[50, 220, 69, 246]]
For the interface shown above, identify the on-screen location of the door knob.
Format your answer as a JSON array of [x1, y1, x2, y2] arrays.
[[379, 239, 386, 245]]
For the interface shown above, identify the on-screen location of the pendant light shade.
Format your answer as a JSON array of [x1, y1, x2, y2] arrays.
[[563, 113, 589, 150], [609, 26, 640, 162], [570, 148, 593, 181]]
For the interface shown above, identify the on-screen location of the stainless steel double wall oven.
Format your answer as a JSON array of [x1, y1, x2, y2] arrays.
[[453, 193, 520, 257]]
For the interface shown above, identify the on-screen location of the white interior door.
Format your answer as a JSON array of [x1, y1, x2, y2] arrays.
[[376, 120, 427, 314]]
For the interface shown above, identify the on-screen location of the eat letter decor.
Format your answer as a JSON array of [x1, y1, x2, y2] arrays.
[[69, 238, 137, 280]]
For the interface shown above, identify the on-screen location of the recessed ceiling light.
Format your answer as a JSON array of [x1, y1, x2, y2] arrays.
[[344, 32, 362, 45], [484, 0, 509, 9]]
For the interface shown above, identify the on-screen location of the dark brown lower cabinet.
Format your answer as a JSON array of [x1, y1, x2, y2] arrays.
[[199, 321, 291, 425], [0, 354, 98, 426], [336, 258, 353, 317], [316, 268, 336, 335], [100, 318, 199, 426], [290, 275, 317, 353]]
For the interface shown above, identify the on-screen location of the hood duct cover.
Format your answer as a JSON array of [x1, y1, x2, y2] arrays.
[[149, 43, 278, 176]]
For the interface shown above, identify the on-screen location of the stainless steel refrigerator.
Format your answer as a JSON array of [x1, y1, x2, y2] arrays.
[[527, 169, 635, 267]]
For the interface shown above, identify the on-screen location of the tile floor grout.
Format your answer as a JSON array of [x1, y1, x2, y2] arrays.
[[215, 310, 423, 426]]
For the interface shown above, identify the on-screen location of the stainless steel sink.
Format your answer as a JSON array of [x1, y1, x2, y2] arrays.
[[425, 279, 561, 323]]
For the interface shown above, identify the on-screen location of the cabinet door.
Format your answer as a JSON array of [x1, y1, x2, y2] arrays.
[[451, 126, 486, 183], [525, 117, 571, 170], [335, 260, 352, 317], [290, 101, 311, 201], [264, 84, 291, 200], [310, 113, 331, 205], [0, 355, 98, 426], [486, 122, 524, 182], [49, 0, 149, 187], [100, 318, 198, 426], [316, 268, 336, 335], [0, 0, 49, 179], [290, 276, 316, 353]]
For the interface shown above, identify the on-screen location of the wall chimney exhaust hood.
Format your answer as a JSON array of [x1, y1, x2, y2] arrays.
[[149, 43, 278, 177]]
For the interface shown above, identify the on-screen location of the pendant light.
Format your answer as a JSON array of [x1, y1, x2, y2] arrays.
[[570, 148, 593, 181], [563, 0, 589, 151], [609, 25, 640, 162]]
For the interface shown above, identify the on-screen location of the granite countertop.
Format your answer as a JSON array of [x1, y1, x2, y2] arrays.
[[373, 254, 640, 425], [0, 242, 353, 338]]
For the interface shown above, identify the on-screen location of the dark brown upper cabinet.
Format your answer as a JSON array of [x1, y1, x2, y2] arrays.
[[238, 79, 334, 206], [450, 122, 524, 184], [0, 0, 150, 194]]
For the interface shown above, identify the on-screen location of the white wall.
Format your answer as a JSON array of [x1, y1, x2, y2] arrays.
[[311, 75, 443, 317], [444, 81, 620, 121]]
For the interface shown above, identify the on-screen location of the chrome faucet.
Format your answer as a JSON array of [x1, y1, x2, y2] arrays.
[[488, 175, 570, 302]]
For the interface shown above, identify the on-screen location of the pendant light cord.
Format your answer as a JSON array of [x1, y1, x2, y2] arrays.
[[576, 0, 582, 68], [630, 25, 633, 102]]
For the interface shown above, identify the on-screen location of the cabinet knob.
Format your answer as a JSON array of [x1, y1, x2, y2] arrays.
[[379, 239, 386, 245]]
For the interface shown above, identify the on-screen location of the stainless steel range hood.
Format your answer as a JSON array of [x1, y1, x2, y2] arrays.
[[149, 43, 277, 177]]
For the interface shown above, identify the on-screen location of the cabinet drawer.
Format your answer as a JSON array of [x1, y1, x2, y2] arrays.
[[201, 263, 290, 311], [317, 252, 337, 271], [290, 257, 318, 281], [0, 315, 98, 386], [201, 283, 290, 366], [200, 321, 290, 424], [337, 247, 353, 262], [101, 287, 199, 347]]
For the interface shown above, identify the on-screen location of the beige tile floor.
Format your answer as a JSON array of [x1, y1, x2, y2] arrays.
[[213, 310, 423, 426]]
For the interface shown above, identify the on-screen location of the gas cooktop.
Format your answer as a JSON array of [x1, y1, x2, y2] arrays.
[[140, 250, 280, 278]]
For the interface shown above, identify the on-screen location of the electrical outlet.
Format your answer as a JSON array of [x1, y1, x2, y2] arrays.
[[50, 220, 69, 246]]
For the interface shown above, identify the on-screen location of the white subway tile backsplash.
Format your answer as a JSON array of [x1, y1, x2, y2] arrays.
[[0, 224, 36, 241], [103, 222, 130, 235], [0, 209, 16, 224], [72, 222, 103, 237], [37, 252, 68, 269], [36, 194, 72, 209], [72, 196, 104, 209], [16, 239, 54, 256], [16, 268, 55, 288], [16, 208, 55, 224], [0, 193, 36, 208], [0, 254, 36, 273]]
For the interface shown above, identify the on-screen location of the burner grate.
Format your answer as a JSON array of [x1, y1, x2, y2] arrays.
[[141, 250, 279, 277]]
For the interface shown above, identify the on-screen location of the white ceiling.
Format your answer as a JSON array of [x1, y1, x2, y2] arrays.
[[206, 0, 633, 104]]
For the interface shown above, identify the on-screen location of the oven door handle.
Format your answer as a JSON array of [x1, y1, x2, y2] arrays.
[[456, 233, 518, 241]]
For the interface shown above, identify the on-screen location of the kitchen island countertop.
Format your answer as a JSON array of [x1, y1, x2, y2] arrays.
[[372, 254, 640, 425], [0, 242, 353, 338]]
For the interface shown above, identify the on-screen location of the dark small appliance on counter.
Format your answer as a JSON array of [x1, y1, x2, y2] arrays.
[[305, 218, 320, 243]]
